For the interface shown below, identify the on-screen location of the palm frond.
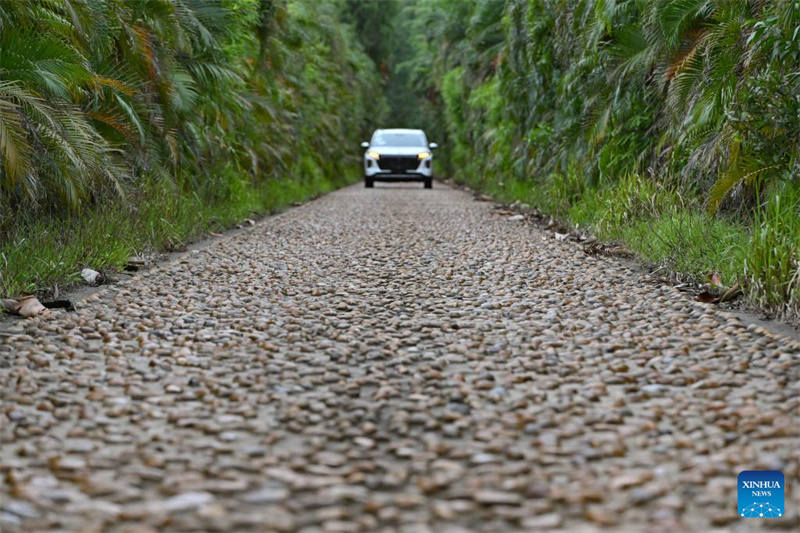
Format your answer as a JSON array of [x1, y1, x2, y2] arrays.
[[0, 82, 35, 187]]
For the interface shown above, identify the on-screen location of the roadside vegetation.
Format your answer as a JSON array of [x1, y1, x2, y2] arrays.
[[2, 0, 798, 323], [0, 0, 384, 297], [375, 0, 800, 321]]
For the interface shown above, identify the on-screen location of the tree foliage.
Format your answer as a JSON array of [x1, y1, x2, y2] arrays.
[[0, 0, 383, 230], [390, 0, 799, 213], [379, 0, 799, 316]]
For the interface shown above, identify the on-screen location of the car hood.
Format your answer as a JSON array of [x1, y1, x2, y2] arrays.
[[367, 146, 429, 156]]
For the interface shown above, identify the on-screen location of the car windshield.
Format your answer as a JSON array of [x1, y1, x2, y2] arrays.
[[371, 132, 426, 147]]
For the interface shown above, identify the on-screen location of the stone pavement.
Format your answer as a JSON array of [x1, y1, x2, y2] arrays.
[[1, 182, 798, 532]]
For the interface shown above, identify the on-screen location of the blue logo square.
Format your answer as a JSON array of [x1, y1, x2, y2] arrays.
[[738, 470, 784, 518]]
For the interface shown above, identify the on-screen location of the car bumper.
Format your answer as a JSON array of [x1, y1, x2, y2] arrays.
[[365, 157, 432, 178], [367, 173, 430, 181]]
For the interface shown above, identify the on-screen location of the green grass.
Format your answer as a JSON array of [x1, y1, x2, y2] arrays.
[[745, 183, 800, 316], [0, 168, 353, 298], [568, 173, 683, 235], [619, 212, 747, 284]]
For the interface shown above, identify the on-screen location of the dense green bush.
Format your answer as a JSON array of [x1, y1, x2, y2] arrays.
[[386, 0, 799, 318], [0, 0, 382, 216], [0, 0, 384, 295]]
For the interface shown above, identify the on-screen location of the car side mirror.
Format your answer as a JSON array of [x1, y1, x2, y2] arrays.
[[361, 141, 370, 148], [429, 142, 438, 149]]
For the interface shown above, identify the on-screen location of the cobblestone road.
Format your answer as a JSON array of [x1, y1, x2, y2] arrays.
[[1, 182, 799, 532]]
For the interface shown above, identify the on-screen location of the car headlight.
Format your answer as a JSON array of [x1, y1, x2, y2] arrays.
[[417, 151, 431, 160], [367, 151, 380, 160]]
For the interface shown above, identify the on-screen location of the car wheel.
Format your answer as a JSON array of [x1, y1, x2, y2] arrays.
[[424, 176, 433, 189], [365, 177, 374, 188]]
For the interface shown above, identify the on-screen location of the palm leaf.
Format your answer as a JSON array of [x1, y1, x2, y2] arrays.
[[708, 142, 782, 212], [0, 82, 34, 186]]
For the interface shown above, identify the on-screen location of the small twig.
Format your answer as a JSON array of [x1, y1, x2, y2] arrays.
[[718, 282, 743, 303], [650, 265, 668, 276]]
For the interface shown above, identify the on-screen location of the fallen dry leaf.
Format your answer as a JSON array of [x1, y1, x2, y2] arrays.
[[707, 273, 723, 287], [583, 241, 635, 259], [695, 291, 718, 304], [718, 282, 743, 303], [1, 296, 50, 318], [19, 296, 49, 317], [1, 299, 21, 314], [696, 280, 743, 305]]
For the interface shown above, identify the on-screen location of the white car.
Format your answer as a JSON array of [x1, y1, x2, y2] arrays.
[[361, 129, 437, 189]]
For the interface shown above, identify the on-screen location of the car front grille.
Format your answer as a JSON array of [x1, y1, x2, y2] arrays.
[[377, 156, 418, 173]]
